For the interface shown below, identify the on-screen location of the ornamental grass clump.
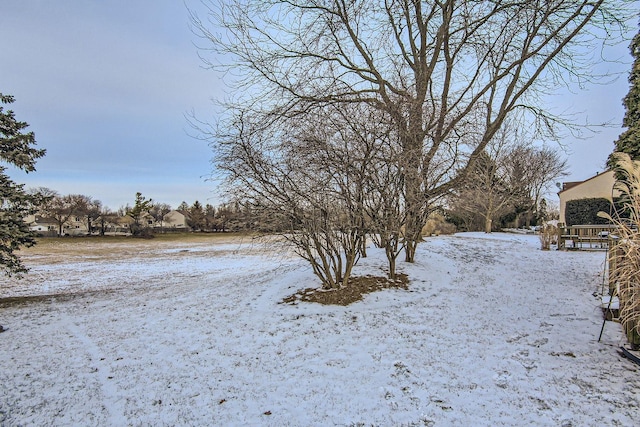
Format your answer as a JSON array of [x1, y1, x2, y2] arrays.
[[599, 153, 640, 346], [539, 223, 558, 250]]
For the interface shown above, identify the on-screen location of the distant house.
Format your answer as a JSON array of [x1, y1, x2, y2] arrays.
[[65, 215, 90, 236], [98, 215, 129, 235], [558, 170, 616, 225], [24, 214, 90, 236], [163, 210, 189, 230], [23, 207, 195, 236], [24, 215, 58, 236], [140, 212, 156, 228]]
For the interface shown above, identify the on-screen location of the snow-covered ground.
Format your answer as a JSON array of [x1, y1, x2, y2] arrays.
[[0, 232, 638, 426]]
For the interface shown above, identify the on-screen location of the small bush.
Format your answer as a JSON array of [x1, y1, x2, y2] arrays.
[[539, 223, 558, 250]]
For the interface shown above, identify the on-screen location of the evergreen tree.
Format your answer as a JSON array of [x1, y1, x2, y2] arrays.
[[188, 200, 205, 231], [610, 24, 640, 165], [204, 204, 216, 231], [0, 93, 46, 276], [126, 192, 153, 236]]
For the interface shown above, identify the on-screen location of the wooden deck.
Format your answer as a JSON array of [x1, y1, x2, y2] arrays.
[[558, 224, 618, 251]]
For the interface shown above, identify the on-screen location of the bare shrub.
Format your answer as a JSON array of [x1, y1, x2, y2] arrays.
[[539, 224, 558, 250]]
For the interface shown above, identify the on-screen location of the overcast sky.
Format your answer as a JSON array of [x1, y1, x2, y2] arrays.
[[1, 0, 222, 210], [1, 1, 637, 210]]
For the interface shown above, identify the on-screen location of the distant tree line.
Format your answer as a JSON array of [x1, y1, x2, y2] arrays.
[[24, 189, 265, 237]]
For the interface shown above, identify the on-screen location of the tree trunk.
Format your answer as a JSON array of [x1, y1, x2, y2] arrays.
[[387, 248, 397, 280], [404, 237, 418, 263], [485, 217, 492, 233], [401, 108, 426, 263], [403, 173, 423, 263]]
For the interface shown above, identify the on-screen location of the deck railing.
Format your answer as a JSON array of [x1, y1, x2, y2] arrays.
[[557, 224, 618, 250]]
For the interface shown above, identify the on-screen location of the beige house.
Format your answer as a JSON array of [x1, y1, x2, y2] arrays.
[[558, 170, 616, 225], [66, 215, 90, 236], [162, 210, 189, 230], [24, 208, 193, 236]]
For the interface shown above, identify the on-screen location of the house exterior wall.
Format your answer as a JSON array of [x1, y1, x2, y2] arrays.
[[24, 214, 60, 236], [163, 210, 188, 229], [558, 170, 616, 224], [29, 222, 57, 234], [65, 216, 89, 236]]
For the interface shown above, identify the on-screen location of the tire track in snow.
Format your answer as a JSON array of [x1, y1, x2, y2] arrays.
[[64, 319, 126, 425]]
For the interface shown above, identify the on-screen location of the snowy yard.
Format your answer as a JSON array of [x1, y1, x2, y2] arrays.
[[0, 232, 638, 426]]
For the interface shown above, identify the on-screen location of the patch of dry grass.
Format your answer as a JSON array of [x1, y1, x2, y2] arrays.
[[1, 232, 266, 303], [19, 233, 252, 259], [0, 289, 119, 309], [281, 274, 409, 306]]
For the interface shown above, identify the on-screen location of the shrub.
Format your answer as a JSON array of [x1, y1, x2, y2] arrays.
[[565, 198, 613, 226], [539, 223, 558, 250]]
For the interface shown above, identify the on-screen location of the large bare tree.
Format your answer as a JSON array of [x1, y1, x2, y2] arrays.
[[42, 194, 82, 237], [194, 0, 632, 261], [149, 203, 172, 233]]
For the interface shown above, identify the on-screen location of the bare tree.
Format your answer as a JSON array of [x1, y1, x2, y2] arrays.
[[504, 145, 568, 227], [448, 150, 515, 233], [448, 136, 568, 232], [214, 105, 374, 289], [97, 206, 118, 236], [194, 0, 632, 261], [42, 194, 80, 236], [74, 195, 102, 235], [364, 147, 406, 278], [28, 186, 57, 200], [447, 125, 527, 233], [149, 203, 171, 233]]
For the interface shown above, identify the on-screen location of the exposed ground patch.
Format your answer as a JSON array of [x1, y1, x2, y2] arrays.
[[281, 274, 409, 306]]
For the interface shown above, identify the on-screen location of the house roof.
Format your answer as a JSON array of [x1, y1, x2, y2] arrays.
[[31, 215, 57, 225], [557, 170, 612, 195], [561, 181, 582, 192]]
